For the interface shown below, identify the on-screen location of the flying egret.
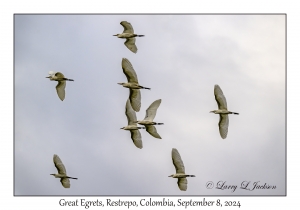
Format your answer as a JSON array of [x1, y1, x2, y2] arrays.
[[135, 99, 163, 139], [50, 154, 77, 188], [46, 71, 74, 101], [169, 148, 195, 191], [120, 99, 145, 149], [210, 84, 239, 139], [118, 58, 150, 112], [113, 21, 144, 53]]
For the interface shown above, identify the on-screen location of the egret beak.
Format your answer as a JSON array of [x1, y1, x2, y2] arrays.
[[117, 83, 122, 85], [46, 76, 51, 78], [209, 111, 214, 113], [168, 175, 173, 177], [113, 34, 118, 36]]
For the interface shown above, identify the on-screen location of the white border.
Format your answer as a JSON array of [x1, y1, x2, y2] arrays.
[[2, 0, 297, 209]]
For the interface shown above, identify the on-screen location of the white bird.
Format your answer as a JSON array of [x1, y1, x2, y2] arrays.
[[120, 99, 145, 149], [50, 154, 77, 188], [135, 99, 163, 139], [46, 71, 74, 101], [118, 58, 150, 112], [113, 21, 144, 53], [169, 148, 195, 191], [210, 84, 239, 139]]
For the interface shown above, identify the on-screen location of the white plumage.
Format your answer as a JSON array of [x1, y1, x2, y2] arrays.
[[169, 148, 195, 191], [135, 99, 164, 139], [120, 99, 145, 149], [113, 21, 144, 53], [210, 85, 239, 139], [46, 71, 74, 101], [50, 154, 77, 188], [118, 58, 150, 112]]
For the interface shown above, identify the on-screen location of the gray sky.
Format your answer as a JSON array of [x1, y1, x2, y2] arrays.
[[14, 14, 285, 196]]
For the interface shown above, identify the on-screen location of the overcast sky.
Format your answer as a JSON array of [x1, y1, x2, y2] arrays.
[[14, 14, 285, 196]]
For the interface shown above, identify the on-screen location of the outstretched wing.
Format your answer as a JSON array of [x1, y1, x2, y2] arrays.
[[56, 81, 66, 101], [124, 38, 137, 53], [171, 148, 185, 174], [125, 99, 137, 125], [129, 89, 141, 112], [144, 99, 161, 121], [120, 21, 134, 34], [53, 154, 67, 175], [130, 130, 143, 149], [122, 58, 139, 83], [219, 114, 229, 139], [177, 178, 188, 191], [214, 85, 227, 110], [145, 125, 161, 139], [60, 178, 70, 188]]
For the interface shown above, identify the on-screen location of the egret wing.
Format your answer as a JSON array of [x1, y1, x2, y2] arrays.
[[144, 99, 161, 121], [177, 178, 188, 191], [129, 89, 141, 112], [60, 178, 70, 188], [124, 38, 137, 53], [125, 99, 137, 125], [219, 114, 229, 139], [122, 58, 139, 83], [214, 85, 227, 110], [120, 21, 134, 34], [130, 130, 143, 149], [145, 125, 161, 139], [171, 148, 185, 174], [56, 81, 66, 101], [53, 154, 67, 175], [55, 72, 65, 79]]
